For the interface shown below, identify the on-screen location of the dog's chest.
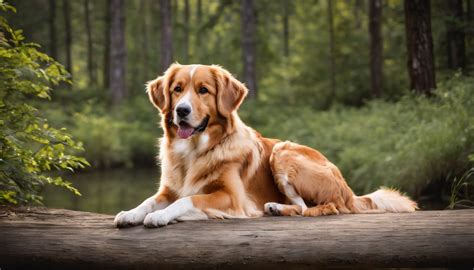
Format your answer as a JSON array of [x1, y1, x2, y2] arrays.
[[172, 134, 209, 157], [170, 134, 216, 197]]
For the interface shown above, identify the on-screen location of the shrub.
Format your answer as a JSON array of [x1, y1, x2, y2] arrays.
[[0, 3, 88, 204], [68, 96, 160, 169], [72, 107, 132, 168]]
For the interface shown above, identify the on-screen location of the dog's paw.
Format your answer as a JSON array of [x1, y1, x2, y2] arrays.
[[114, 208, 148, 228], [264, 202, 281, 216], [143, 210, 171, 228]]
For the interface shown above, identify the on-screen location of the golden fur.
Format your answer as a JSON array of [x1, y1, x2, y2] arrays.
[[147, 64, 284, 218], [115, 63, 417, 227]]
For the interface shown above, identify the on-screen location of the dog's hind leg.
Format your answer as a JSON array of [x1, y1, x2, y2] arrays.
[[303, 203, 340, 216], [264, 173, 308, 216], [265, 142, 309, 216], [264, 202, 303, 216]]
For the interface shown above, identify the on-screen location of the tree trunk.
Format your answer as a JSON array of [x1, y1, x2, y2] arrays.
[[104, 0, 111, 89], [241, 0, 258, 99], [468, 0, 472, 23], [355, 0, 364, 30], [159, 0, 173, 73], [183, 0, 190, 63], [369, 0, 383, 98], [446, 0, 466, 71], [404, 0, 436, 95], [63, 0, 72, 78], [327, 0, 336, 107], [49, 0, 57, 60], [108, 0, 127, 105], [282, 0, 289, 57], [196, 0, 202, 49], [172, 0, 178, 28], [139, 0, 150, 81], [84, 0, 96, 85], [2, 207, 474, 269]]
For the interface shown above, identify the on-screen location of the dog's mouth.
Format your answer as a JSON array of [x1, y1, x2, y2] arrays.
[[177, 116, 209, 139]]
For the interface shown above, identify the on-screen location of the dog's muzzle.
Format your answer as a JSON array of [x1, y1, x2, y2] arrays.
[[177, 116, 209, 139]]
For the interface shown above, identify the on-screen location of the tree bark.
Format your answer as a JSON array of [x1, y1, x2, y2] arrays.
[[282, 0, 289, 57], [49, 0, 57, 60], [468, 0, 472, 23], [196, 0, 202, 48], [139, 0, 150, 81], [404, 0, 436, 95], [327, 0, 336, 107], [1, 207, 474, 268], [369, 0, 383, 98], [446, 0, 466, 71], [172, 0, 178, 28], [104, 0, 111, 89], [63, 0, 72, 78], [84, 0, 96, 85], [355, 0, 364, 30], [183, 0, 190, 63], [159, 0, 173, 73], [108, 0, 127, 105], [241, 0, 258, 99]]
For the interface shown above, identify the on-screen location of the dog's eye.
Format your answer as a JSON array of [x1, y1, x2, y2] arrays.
[[199, 87, 208, 94], [174, 86, 182, 93]]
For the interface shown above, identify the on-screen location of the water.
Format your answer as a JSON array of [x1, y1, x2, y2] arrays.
[[42, 169, 159, 215]]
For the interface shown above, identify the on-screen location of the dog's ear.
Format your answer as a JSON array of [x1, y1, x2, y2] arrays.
[[213, 66, 248, 118], [147, 64, 181, 113], [147, 76, 168, 112]]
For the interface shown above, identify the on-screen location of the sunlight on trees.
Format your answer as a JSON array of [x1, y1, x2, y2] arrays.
[[0, 2, 89, 204]]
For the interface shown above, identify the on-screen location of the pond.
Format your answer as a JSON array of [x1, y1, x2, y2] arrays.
[[42, 169, 159, 215]]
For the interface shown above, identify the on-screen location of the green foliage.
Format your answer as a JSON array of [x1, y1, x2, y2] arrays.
[[0, 3, 88, 204], [68, 97, 159, 168], [41, 86, 160, 169], [240, 75, 474, 200], [448, 167, 474, 209]]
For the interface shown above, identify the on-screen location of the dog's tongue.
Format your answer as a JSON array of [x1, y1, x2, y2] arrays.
[[178, 123, 194, 139]]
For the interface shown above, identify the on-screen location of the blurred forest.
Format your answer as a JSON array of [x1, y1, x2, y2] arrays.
[[2, 0, 474, 209]]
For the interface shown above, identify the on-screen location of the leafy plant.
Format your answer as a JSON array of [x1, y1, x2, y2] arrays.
[[448, 153, 474, 210], [0, 2, 88, 204]]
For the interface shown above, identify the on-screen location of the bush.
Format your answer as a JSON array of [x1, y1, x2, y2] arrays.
[[240, 75, 474, 202], [0, 3, 88, 204], [72, 107, 132, 168], [65, 96, 160, 169]]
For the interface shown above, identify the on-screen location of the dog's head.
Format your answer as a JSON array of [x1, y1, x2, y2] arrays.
[[147, 64, 248, 139]]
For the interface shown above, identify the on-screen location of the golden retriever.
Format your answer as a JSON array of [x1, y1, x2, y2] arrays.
[[114, 64, 417, 228]]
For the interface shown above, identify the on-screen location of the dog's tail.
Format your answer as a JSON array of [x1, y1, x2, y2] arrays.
[[352, 187, 418, 213]]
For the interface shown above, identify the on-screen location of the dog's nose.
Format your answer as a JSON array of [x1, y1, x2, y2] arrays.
[[176, 105, 191, 118]]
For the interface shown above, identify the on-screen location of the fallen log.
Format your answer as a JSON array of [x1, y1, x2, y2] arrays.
[[0, 207, 473, 269]]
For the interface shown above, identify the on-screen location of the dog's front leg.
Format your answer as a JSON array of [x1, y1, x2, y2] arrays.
[[114, 186, 175, 227], [143, 191, 230, 227]]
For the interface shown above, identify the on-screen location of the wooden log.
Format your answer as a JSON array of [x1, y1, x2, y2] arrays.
[[0, 207, 473, 269]]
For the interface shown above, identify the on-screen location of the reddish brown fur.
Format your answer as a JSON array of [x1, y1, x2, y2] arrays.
[[147, 64, 285, 218], [145, 64, 417, 220], [270, 141, 357, 216], [269, 141, 417, 216]]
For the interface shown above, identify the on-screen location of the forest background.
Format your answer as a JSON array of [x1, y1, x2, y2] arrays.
[[1, 0, 473, 211]]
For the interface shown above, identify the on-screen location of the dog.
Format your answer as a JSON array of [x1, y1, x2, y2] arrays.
[[114, 64, 417, 228]]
